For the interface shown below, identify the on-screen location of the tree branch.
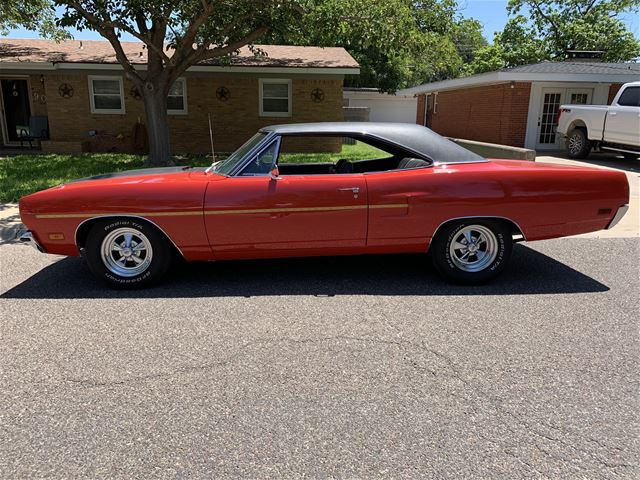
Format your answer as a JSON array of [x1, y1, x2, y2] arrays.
[[105, 18, 172, 64], [197, 26, 270, 62], [528, 0, 563, 50], [65, 0, 143, 83], [167, 25, 269, 82]]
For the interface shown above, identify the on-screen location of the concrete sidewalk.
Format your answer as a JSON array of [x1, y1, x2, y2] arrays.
[[0, 203, 21, 244]]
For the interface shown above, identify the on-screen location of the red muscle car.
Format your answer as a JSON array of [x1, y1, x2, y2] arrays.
[[19, 123, 629, 288]]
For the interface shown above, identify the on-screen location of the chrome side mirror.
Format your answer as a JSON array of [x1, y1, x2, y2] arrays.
[[269, 165, 280, 180]]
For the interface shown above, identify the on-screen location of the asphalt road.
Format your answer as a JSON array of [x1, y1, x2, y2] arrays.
[[1, 238, 638, 479]]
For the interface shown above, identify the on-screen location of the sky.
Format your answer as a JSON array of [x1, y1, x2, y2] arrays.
[[3, 0, 640, 43]]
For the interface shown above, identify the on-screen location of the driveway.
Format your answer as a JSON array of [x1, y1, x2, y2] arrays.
[[0, 152, 638, 478]]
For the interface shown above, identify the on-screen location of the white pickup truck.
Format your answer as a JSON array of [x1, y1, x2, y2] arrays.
[[557, 81, 640, 159]]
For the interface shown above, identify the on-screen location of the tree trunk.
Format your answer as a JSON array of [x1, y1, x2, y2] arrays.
[[142, 85, 174, 167]]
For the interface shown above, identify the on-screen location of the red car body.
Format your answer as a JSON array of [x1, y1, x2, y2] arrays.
[[18, 122, 630, 287], [20, 158, 628, 261]]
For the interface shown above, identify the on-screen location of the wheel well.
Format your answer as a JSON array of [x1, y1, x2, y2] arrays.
[[431, 217, 525, 243], [568, 121, 587, 133], [75, 216, 184, 258]]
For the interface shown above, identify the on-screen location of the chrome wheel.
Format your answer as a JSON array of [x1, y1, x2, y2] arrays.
[[449, 225, 498, 273], [568, 133, 583, 155], [100, 227, 153, 277]]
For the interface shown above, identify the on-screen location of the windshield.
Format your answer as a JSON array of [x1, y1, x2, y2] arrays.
[[212, 132, 268, 176]]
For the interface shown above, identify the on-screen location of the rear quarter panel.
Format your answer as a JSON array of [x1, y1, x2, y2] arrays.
[[366, 160, 629, 248]]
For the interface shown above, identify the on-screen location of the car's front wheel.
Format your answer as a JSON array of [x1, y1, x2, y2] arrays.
[[566, 128, 591, 159], [430, 220, 512, 284], [84, 218, 172, 288]]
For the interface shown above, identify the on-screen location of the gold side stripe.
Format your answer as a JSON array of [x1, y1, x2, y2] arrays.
[[34, 204, 407, 219], [369, 204, 407, 209], [204, 205, 369, 215], [34, 211, 203, 219]]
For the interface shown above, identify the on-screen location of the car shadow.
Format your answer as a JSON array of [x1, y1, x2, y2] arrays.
[[1, 244, 608, 299]]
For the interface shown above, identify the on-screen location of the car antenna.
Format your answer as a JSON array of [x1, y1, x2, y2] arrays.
[[205, 113, 216, 174]]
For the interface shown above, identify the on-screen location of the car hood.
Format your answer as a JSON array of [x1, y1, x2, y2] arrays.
[[68, 166, 206, 183]]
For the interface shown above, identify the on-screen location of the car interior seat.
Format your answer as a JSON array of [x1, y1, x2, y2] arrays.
[[397, 157, 430, 169], [335, 159, 354, 174]]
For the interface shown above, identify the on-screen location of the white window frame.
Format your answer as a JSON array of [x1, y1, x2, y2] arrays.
[[88, 75, 125, 114], [259, 78, 292, 117], [167, 78, 188, 115]]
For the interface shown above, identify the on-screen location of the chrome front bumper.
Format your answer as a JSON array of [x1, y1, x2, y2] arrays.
[[606, 204, 629, 230], [19, 230, 45, 252]]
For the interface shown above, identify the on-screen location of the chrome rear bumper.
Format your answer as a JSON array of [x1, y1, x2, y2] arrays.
[[19, 230, 45, 252], [606, 204, 629, 230]]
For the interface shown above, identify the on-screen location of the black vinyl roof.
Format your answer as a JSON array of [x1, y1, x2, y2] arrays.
[[260, 122, 485, 164]]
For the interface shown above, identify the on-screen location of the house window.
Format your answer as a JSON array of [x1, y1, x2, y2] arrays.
[[259, 79, 291, 117], [168, 78, 187, 114], [88, 76, 125, 114]]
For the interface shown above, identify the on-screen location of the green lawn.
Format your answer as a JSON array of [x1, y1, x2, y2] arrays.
[[0, 142, 384, 203]]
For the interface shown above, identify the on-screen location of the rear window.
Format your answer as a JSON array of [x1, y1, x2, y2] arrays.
[[617, 86, 640, 107]]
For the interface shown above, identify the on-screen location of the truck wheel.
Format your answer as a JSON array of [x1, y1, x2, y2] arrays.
[[566, 129, 591, 159]]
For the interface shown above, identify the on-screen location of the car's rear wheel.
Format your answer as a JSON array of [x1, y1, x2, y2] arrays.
[[566, 128, 591, 159], [430, 220, 512, 284], [84, 218, 172, 288]]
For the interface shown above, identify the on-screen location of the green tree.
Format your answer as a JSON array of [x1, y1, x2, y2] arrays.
[[9, 0, 436, 165], [468, 0, 640, 74], [0, 0, 67, 39], [510, 0, 640, 61], [266, 0, 488, 90]]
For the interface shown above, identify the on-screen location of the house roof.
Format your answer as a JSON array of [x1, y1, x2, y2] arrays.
[[399, 61, 640, 95], [0, 38, 359, 73], [503, 61, 640, 75]]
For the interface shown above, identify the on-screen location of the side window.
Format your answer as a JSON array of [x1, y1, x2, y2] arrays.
[[240, 141, 278, 176], [617, 87, 640, 107], [278, 136, 389, 165]]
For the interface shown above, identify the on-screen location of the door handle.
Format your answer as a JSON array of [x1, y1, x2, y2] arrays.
[[339, 187, 360, 199], [609, 112, 617, 116]]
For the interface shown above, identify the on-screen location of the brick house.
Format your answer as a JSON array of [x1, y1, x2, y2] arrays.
[[0, 39, 359, 153], [399, 61, 640, 152]]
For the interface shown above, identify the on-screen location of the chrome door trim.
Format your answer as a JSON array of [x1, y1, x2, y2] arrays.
[[229, 132, 280, 177]]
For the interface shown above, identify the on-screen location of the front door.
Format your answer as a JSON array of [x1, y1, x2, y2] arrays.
[[536, 87, 592, 150], [0, 79, 31, 146], [204, 173, 368, 258], [605, 85, 640, 147]]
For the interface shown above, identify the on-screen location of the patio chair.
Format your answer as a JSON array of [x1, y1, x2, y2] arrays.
[[18, 116, 49, 149]]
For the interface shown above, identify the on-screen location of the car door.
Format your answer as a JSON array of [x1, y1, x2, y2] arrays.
[[605, 86, 640, 147], [364, 167, 436, 249], [204, 138, 367, 258]]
